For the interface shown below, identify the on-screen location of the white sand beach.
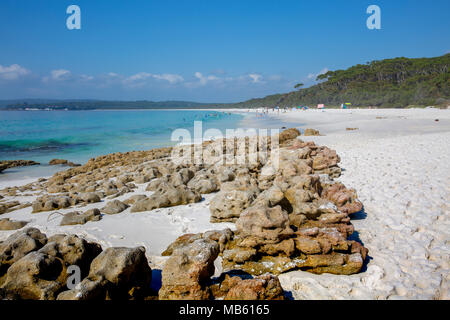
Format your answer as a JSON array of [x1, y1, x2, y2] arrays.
[[1, 108, 449, 300]]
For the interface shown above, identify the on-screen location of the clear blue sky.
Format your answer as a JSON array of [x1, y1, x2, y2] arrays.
[[0, 0, 449, 102]]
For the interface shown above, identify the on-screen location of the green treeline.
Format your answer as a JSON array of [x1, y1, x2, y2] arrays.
[[231, 54, 449, 108]]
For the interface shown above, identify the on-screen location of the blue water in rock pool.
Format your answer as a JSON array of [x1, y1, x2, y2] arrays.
[[0, 110, 246, 179]]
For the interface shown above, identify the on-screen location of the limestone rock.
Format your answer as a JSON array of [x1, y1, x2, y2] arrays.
[[187, 170, 220, 194], [60, 209, 101, 226], [49, 159, 80, 167], [278, 128, 301, 144], [32, 195, 73, 213], [322, 182, 363, 215], [209, 185, 260, 223], [0, 218, 28, 230], [236, 205, 293, 243], [159, 239, 219, 300], [162, 229, 233, 256], [131, 185, 201, 212], [304, 128, 321, 136], [222, 274, 284, 300], [1, 234, 101, 299], [123, 194, 147, 205], [101, 200, 129, 215], [1, 251, 65, 299], [0, 201, 26, 214], [78, 192, 101, 204], [0, 160, 40, 172], [0, 228, 47, 279], [57, 246, 152, 300]]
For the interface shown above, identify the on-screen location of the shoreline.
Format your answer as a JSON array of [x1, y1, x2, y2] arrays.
[[0, 108, 449, 299]]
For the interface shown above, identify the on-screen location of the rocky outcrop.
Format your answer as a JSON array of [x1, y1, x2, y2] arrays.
[[0, 160, 40, 174], [159, 239, 219, 300], [0, 201, 28, 215], [131, 184, 201, 213], [0, 228, 47, 281], [278, 128, 301, 144], [164, 167, 367, 277], [0, 229, 156, 300], [304, 128, 321, 136], [32, 195, 73, 213], [49, 159, 81, 167], [321, 182, 363, 215], [210, 274, 284, 300], [31, 193, 101, 213], [58, 247, 152, 300], [186, 169, 220, 194], [123, 194, 147, 205], [220, 200, 367, 275], [1, 234, 101, 299], [0, 227, 285, 300], [161, 229, 233, 256], [209, 183, 260, 222], [0, 218, 28, 230], [101, 200, 129, 215], [0, 128, 368, 300], [60, 209, 102, 226]]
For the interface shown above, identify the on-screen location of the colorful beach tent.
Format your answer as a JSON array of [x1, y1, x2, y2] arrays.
[[317, 104, 325, 109]]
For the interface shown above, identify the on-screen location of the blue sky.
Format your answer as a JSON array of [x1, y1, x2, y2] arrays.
[[0, 0, 449, 102]]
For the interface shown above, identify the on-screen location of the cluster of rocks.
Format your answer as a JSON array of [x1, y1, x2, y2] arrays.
[[49, 159, 81, 167], [0, 218, 28, 231], [0, 228, 103, 300], [208, 132, 343, 223], [0, 128, 368, 300], [0, 201, 31, 215], [303, 128, 321, 136], [0, 228, 284, 300], [0, 160, 40, 174], [59, 209, 102, 226], [32, 192, 102, 213], [161, 128, 368, 277], [159, 234, 284, 300]]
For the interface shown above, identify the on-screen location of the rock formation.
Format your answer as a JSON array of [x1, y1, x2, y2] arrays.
[[0, 218, 28, 230], [159, 239, 219, 300], [304, 128, 321, 136], [60, 209, 102, 226], [0, 228, 284, 300], [101, 200, 129, 215], [210, 274, 284, 300], [0, 160, 40, 174], [57, 246, 152, 300], [49, 159, 81, 167], [0, 233, 102, 299], [0, 128, 368, 300]]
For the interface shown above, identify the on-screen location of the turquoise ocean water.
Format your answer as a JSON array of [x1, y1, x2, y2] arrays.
[[0, 110, 246, 180]]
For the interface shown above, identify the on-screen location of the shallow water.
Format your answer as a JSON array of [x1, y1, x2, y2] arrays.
[[0, 109, 301, 181], [0, 110, 245, 164]]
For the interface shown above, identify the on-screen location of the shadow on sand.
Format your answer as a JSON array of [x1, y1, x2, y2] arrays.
[[349, 206, 372, 272]]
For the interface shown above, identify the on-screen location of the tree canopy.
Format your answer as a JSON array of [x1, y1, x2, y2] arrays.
[[231, 54, 449, 108]]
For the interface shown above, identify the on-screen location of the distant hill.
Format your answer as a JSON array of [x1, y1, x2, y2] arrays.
[[2, 54, 448, 110], [230, 54, 450, 108], [0, 100, 225, 110]]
